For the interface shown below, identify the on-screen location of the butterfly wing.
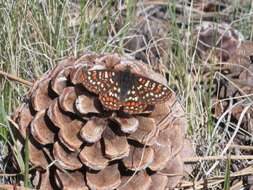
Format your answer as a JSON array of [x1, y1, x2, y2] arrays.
[[122, 85, 148, 114], [81, 69, 116, 94], [134, 75, 173, 104], [122, 75, 172, 114], [81, 68, 173, 114], [99, 87, 122, 111]]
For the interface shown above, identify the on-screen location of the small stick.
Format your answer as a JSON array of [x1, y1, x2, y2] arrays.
[[179, 166, 253, 188], [229, 144, 253, 151], [0, 173, 19, 177], [0, 70, 33, 87]]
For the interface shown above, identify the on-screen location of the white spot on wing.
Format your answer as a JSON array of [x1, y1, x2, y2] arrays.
[[144, 81, 150, 87], [105, 72, 108, 78]]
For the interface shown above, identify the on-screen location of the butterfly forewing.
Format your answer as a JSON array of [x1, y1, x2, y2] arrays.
[[82, 69, 115, 94]]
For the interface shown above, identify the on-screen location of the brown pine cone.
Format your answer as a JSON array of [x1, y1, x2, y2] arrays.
[[113, 4, 171, 70], [177, 0, 251, 22], [191, 22, 244, 62], [193, 0, 228, 12], [11, 53, 188, 190], [123, 16, 170, 67], [211, 42, 253, 137]]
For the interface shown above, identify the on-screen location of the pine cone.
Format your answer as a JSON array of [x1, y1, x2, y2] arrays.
[[177, 0, 251, 22], [191, 0, 232, 13], [12, 53, 188, 189], [191, 22, 244, 62], [212, 42, 253, 135], [114, 7, 170, 69]]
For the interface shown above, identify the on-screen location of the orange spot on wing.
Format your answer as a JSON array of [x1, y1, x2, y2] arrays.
[[155, 87, 161, 93], [103, 95, 109, 101], [124, 102, 131, 106], [92, 72, 97, 80], [131, 102, 136, 106]]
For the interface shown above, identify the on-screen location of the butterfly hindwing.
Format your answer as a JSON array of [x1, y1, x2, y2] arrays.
[[123, 85, 148, 113], [99, 88, 121, 111]]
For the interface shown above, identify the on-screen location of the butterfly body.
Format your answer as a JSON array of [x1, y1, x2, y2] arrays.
[[115, 68, 136, 101], [81, 67, 172, 114]]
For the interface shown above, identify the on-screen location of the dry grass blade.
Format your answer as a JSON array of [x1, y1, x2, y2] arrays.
[[184, 155, 253, 162]]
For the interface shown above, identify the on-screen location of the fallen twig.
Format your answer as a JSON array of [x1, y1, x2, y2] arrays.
[[0, 70, 33, 87], [179, 166, 253, 189]]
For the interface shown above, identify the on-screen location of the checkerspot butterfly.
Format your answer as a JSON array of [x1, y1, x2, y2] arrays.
[[81, 67, 172, 114]]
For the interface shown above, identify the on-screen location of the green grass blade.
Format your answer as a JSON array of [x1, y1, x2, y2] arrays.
[[24, 133, 29, 187], [223, 155, 231, 190]]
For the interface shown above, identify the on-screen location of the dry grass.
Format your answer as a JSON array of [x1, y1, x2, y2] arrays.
[[0, 0, 253, 189]]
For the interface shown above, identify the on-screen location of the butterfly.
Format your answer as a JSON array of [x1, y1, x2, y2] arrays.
[[81, 67, 172, 114]]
